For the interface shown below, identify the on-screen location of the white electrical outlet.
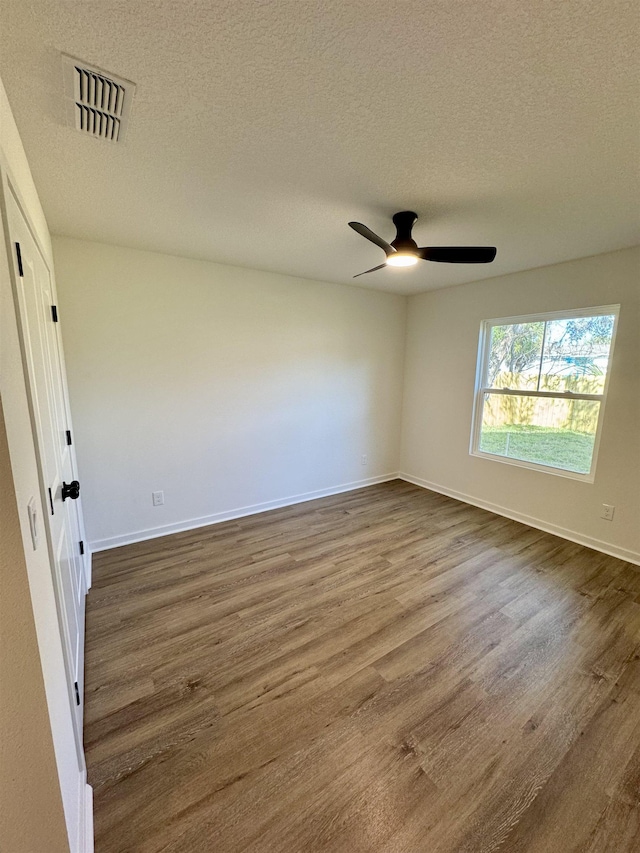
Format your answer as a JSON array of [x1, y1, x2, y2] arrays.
[[361, 454, 368, 466], [601, 504, 615, 521], [152, 490, 164, 507]]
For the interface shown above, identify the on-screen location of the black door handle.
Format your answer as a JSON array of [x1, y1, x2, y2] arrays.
[[61, 480, 80, 501]]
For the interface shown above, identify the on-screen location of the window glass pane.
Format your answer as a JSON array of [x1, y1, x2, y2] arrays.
[[487, 322, 544, 390], [478, 393, 600, 474], [538, 315, 615, 394]]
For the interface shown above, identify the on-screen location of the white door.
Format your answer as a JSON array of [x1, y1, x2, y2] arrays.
[[6, 186, 87, 755]]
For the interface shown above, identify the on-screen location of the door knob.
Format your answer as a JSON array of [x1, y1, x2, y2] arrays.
[[61, 480, 80, 501]]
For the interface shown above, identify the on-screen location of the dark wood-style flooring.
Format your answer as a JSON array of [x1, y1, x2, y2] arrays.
[[85, 481, 640, 852]]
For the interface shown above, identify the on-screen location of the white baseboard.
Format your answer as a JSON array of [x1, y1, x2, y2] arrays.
[[399, 472, 640, 567], [84, 784, 93, 853], [89, 473, 399, 552], [89, 471, 639, 566], [74, 773, 93, 853]]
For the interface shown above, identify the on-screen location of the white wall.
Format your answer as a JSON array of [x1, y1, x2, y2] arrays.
[[53, 237, 407, 549], [0, 77, 89, 851], [400, 247, 640, 563]]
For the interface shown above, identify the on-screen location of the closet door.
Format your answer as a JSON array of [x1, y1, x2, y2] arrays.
[[6, 185, 87, 757]]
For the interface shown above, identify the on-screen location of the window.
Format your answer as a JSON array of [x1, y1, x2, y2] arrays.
[[470, 306, 619, 481]]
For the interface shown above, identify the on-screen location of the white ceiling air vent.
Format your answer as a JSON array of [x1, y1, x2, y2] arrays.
[[62, 54, 136, 143]]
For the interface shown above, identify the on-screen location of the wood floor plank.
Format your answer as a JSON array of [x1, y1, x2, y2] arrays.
[[85, 481, 640, 852]]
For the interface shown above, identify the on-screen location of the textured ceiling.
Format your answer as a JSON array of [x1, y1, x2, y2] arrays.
[[0, 0, 638, 294]]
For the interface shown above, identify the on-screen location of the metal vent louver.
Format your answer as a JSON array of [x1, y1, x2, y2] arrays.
[[62, 54, 135, 143]]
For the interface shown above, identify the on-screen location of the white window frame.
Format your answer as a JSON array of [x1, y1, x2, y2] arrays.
[[470, 304, 620, 483]]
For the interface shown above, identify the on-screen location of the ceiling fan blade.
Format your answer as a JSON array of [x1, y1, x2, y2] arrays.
[[353, 263, 388, 278], [418, 247, 497, 263], [348, 221, 394, 255]]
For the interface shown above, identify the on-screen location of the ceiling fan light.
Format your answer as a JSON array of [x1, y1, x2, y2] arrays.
[[386, 252, 419, 267]]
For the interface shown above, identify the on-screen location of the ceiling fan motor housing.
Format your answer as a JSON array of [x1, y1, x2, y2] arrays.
[[390, 211, 419, 251]]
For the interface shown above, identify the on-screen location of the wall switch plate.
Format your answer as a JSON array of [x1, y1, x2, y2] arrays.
[[152, 490, 164, 507], [27, 496, 39, 549], [361, 454, 368, 466], [601, 504, 615, 521]]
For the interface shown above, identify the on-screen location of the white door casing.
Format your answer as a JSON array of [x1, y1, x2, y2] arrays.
[[6, 184, 87, 762]]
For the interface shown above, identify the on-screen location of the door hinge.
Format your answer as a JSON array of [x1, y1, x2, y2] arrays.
[[74, 681, 81, 706], [79, 540, 85, 555], [66, 429, 72, 445], [51, 305, 59, 322], [47, 487, 54, 515], [15, 242, 24, 276]]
